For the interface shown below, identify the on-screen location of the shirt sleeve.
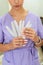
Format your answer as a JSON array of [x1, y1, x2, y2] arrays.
[[37, 17, 43, 39], [0, 17, 4, 43]]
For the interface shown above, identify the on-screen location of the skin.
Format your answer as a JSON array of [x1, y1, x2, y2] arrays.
[[22, 28, 43, 47], [0, 0, 43, 52]]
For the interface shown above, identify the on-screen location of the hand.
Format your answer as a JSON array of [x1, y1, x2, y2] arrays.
[[22, 28, 39, 43], [11, 37, 28, 49]]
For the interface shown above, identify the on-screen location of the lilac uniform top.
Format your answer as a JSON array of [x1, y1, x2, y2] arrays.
[[0, 12, 43, 65]]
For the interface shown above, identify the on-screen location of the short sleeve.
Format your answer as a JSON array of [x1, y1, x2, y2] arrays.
[[37, 17, 43, 39], [0, 17, 4, 43]]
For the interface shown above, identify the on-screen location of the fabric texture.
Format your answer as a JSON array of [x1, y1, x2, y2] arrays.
[[0, 12, 43, 65]]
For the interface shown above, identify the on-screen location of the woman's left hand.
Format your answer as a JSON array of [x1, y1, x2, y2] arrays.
[[22, 28, 39, 43]]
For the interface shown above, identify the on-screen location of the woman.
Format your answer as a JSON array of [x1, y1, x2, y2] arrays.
[[0, 0, 43, 65]]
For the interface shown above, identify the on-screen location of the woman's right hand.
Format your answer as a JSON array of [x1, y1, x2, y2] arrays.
[[10, 37, 28, 49], [0, 37, 28, 52]]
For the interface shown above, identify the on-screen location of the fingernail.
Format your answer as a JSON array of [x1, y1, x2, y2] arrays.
[[23, 45, 26, 46], [24, 40, 28, 41]]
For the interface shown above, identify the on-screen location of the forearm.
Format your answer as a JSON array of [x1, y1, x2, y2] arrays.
[[0, 43, 13, 52]]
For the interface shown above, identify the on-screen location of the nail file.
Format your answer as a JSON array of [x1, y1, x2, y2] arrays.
[[6, 26, 15, 37], [21, 21, 32, 39], [18, 20, 22, 36], [19, 20, 25, 36], [21, 20, 25, 38], [20, 20, 25, 39], [6, 21, 32, 39], [13, 20, 19, 36], [21, 20, 25, 30], [11, 22, 17, 37], [25, 21, 32, 28]]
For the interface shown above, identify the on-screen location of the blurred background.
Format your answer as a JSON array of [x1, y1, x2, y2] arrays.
[[0, 0, 43, 65]]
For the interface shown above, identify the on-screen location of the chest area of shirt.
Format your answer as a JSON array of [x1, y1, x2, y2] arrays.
[[2, 19, 38, 43]]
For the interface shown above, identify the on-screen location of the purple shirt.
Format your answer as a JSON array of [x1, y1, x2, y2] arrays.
[[0, 12, 43, 65]]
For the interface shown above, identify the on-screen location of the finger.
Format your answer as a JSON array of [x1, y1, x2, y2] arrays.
[[19, 40, 27, 44], [16, 42, 25, 47], [23, 28, 35, 33], [23, 30, 35, 35], [24, 30, 35, 34], [23, 32, 33, 35], [14, 37, 23, 40], [16, 44, 23, 48], [25, 28, 34, 31], [24, 33, 34, 37], [14, 38, 24, 42], [24, 41, 28, 43], [14, 39, 24, 44]]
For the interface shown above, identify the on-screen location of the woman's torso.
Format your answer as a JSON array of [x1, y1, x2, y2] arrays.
[[1, 12, 39, 65]]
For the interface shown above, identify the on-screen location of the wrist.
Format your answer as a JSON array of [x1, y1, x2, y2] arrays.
[[35, 36, 41, 47], [35, 36, 41, 44], [34, 36, 40, 43], [9, 42, 14, 50], [5, 42, 14, 51]]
